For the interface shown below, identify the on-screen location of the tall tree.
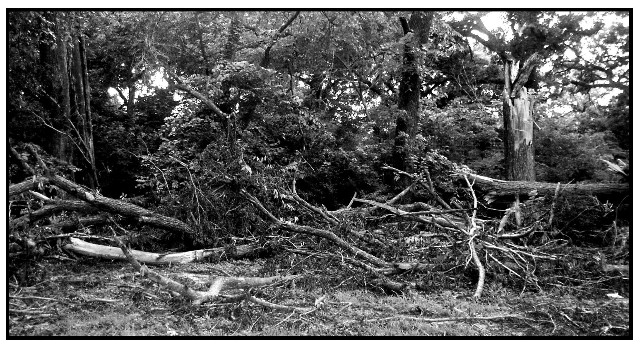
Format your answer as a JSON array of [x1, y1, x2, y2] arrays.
[[394, 11, 434, 174], [12, 11, 99, 187], [449, 11, 604, 181]]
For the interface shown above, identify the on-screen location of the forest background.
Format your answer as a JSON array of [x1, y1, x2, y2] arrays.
[[6, 9, 631, 336]]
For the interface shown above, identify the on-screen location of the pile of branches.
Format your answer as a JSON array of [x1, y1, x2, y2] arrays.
[[241, 164, 567, 298], [9, 143, 627, 310]]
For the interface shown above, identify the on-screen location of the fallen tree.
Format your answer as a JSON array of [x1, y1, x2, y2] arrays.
[[457, 172, 629, 202]]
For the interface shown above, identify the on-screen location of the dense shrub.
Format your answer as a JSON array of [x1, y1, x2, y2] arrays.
[[535, 117, 624, 183]]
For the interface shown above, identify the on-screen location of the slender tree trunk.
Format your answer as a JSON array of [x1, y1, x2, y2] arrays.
[[261, 11, 300, 68], [194, 12, 210, 75], [78, 35, 98, 188], [224, 12, 241, 61], [127, 81, 136, 118], [52, 13, 75, 176]]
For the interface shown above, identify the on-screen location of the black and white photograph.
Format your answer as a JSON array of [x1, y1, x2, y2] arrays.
[[6, 9, 631, 337]]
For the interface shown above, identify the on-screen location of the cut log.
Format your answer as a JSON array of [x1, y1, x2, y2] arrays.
[[459, 173, 629, 201], [63, 237, 262, 264]]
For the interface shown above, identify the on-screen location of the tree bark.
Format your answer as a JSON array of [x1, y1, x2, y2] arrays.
[[194, 12, 211, 75], [223, 12, 241, 61], [503, 86, 535, 181], [71, 34, 98, 188], [394, 12, 434, 178], [460, 172, 629, 200], [51, 13, 75, 172], [46, 173, 193, 236], [449, 16, 540, 182]]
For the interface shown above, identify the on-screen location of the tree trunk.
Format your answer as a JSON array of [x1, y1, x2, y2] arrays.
[[71, 34, 98, 188], [127, 78, 136, 118], [52, 13, 75, 172], [224, 12, 241, 61], [458, 172, 629, 201], [501, 55, 540, 181], [261, 11, 300, 68], [503, 87, 535, 181], [394, 12, 434, 180]]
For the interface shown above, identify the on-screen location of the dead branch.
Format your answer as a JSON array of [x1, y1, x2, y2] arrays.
[[112, 229, 207, 303], [111, 228, 301, 307], [346, 313, 525, 324], [242, 189, 389, 268], [45, 174, 193, 235], [386, 183, 415, 205], [12, 200, 99, 225], [46, 214, 112, 232], [353, 197, 467, 232], [246, 294, 312, 313], [9, 144, 35, 175], [464, 175, 485, 299], [496, 224, 537, 239], [208, 274, 300, 296], [64, 237, 262, 265], [381, 165, 452, 210], [548, 182, 561, 227], [9, 177, 50, 197], [290, 178, 339, 225]]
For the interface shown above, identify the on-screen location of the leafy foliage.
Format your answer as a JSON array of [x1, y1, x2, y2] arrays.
[[7, 10, 630, 250]]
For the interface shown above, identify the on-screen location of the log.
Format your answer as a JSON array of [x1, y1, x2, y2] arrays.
[[47, 215, 111, 232], [47, 174, 193, 235], [9, 177, 49, 196], [12, 200, 99, 225], [460, 173, 629, 201], [63, 237, 262, 264]]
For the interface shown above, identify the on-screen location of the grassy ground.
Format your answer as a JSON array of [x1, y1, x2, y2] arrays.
[[8, 253, 629, 337]]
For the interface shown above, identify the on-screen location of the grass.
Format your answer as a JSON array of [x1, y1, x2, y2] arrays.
[[8, 253, 629, 337]]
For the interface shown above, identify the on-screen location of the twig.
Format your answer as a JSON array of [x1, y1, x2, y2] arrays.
[[291, 177, 339, 225], [242, 189, 389, 267], [10, 295, 61, 302], [346, 314, 525, 324], [487, 253, 522, 278], [353, 197, 467, 234], [496, 224, 536, 239], [386, 183, 415, 205], [548, 182, 561, 227], [464, 175, 485, 299], [246, 294, 312, 313]]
